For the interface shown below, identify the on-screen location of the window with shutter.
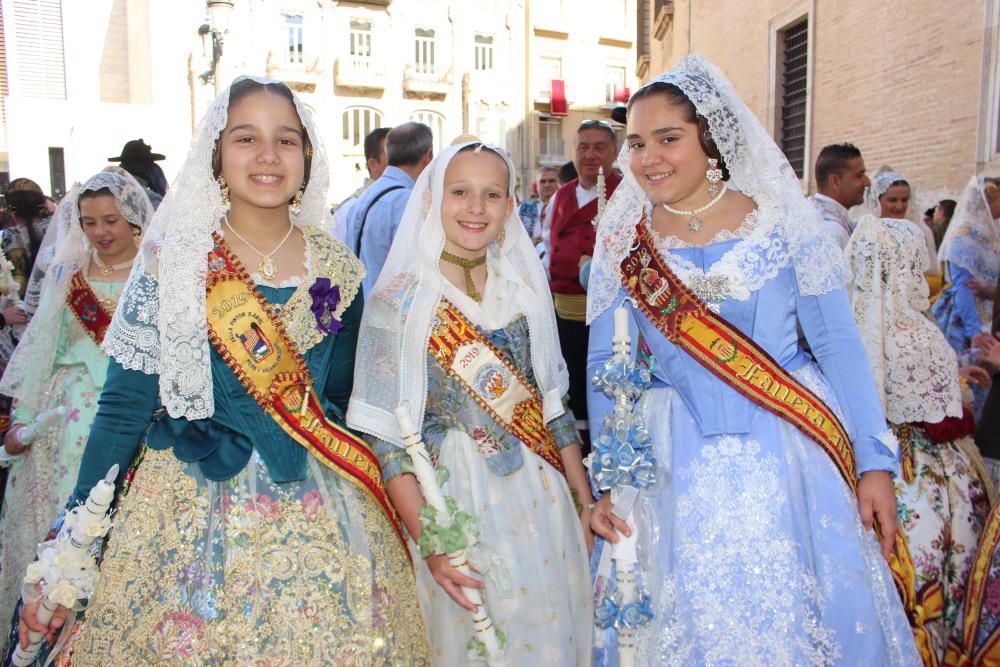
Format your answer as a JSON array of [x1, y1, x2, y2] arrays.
[[779, 19, 808, 178], [342, 107, 384, 151], [12, 0, 66, 100]]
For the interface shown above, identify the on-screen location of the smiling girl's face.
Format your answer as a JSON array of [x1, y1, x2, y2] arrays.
[[626, 93, 711, 207], [218, 89, 306, 213], [440, 149, 513, 259]]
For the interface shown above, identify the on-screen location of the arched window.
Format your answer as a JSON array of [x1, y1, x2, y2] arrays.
[[342, 106, 384, 151], [409, 110, 446, 154]]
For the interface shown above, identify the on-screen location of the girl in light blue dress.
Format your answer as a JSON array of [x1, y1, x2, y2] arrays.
[[586, 55, 920, 666]]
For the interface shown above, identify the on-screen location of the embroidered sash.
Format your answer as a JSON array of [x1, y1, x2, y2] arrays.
[[950, 502, 1000, 666], [622, 219, 925, 648], [66, 271, 114, 345], [620, 220, 856, 488], [429, 300, 565, 475], [204, 234, 406, 549]]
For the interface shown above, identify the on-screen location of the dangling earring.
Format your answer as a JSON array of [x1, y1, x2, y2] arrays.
[[496, 224, 506, 247], [132, 227, 141, 248], [218, 176, 231, 213], [290, 186, 304, 216], [706, 158, 723, 198]]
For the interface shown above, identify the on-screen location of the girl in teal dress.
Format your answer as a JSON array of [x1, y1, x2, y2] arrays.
[[12, 77, 428, 665], [0, 167, 154, 632]]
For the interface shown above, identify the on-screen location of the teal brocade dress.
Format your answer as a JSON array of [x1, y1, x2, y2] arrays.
[[16, 253, 430, 665]]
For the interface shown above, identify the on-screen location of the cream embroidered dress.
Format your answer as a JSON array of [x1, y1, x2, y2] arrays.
[[348, 143, 592, 666]]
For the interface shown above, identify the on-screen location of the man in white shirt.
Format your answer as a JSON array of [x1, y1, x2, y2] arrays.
[[810, 143, 870, 248]]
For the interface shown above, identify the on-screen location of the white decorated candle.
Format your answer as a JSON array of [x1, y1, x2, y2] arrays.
[[614, 306, 630, 343]]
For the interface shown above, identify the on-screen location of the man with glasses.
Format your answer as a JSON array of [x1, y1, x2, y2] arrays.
[[519, 165, 559, 268], [545, 119, 621, 450]]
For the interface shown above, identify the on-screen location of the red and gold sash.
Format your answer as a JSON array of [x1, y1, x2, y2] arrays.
[[428, 300, 565, 475], [950, 502, 1000, 666], [621, 219, 855, 487], [204, 234, 406, 550], [66, 270, 114, 345], [621, 219, 929, 652]]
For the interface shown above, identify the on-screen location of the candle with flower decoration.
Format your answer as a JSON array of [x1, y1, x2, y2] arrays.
[[587, 304, 655, 667], [12, 465, 118, 666], [394, 405, 507, 665]]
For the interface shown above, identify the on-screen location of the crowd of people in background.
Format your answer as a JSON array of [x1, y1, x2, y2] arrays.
[[0, 54, 997, 666]]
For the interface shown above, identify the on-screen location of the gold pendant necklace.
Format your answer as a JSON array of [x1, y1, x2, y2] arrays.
[[223, 215, 295, 281], [440, 250, 487, 303]]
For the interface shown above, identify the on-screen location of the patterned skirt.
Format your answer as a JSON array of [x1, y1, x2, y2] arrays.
[[893, 424, 992, 663], [53, 447, 430, 666], [0, 364, 100, 630]]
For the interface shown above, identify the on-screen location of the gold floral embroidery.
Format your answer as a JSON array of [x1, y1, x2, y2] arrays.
[[279, 227, 365, 354], [69, 448, 429, 666]]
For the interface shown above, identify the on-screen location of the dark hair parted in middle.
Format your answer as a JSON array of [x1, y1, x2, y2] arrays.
[[77, 187, 143, 232], [627, 81, 730, 181], [211, 78, 313, 190]]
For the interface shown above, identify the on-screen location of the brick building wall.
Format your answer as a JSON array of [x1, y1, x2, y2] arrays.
[[644, 0, 1000, 200]]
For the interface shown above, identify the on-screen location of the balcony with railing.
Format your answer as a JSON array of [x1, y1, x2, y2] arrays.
[[335, 55, 387, 91], [266, 51, 323, 92], [403, 65, 452, 98], [465, 69, 511, 106]]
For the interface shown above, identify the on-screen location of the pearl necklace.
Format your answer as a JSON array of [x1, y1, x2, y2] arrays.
[[661, 183, 728, 232], [224, 215, 295, 281], [92, 251, 134, 276]]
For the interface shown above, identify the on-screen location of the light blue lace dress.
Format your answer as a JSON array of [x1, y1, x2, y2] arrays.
[[588, 233, 920, 666]]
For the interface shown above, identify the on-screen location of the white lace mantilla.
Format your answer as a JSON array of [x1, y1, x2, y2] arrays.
[[101, 76, 335, 420], [846, 215, 962, 424], [587, 55, 845, 324]]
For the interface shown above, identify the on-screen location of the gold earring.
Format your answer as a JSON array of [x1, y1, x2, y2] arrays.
[[290, 187, 304, 216], [218, 177, 231, 213], [132, 227, 141, 248], [706, 158, 723, 198], [497, 225, 506, 247]]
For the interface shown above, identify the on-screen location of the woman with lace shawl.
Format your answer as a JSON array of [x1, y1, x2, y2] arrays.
[[11, 77, 428, 665], [846, 209, 992, 664], [932, 177, 1000, 355], [347, 143, 593, 665], [585, 55, 919, 665], [866, 168, 942, 296], [0, 167, 153, 633]]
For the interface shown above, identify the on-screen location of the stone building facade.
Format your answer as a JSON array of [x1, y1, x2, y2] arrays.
[[635, 0, 1000, 203], [1, 0, 637, 203]]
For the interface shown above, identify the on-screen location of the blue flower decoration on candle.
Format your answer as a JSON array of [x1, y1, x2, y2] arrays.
[[309, 278, 344, 335]]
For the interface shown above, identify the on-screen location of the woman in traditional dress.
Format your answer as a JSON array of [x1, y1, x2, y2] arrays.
[[0, 167, 154, 630], [847, 208, 993, 664], [866, 168, 942, 296], [13, 76, 428, 665], [933, 177, 1000, 356], [347, 142, 593, 666], [585, 55, 919, 665]]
